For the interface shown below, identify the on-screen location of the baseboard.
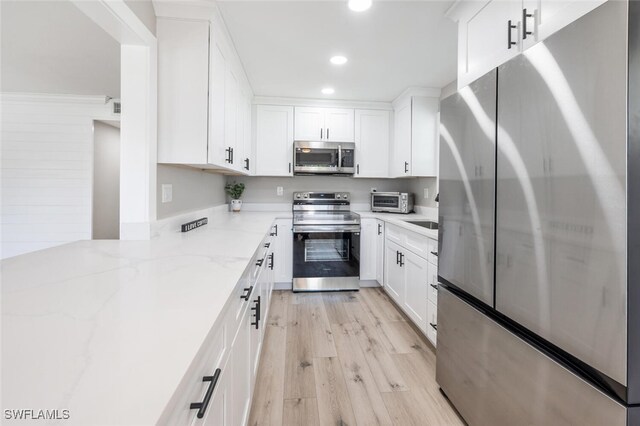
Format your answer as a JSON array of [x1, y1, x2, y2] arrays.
[[274, 280, 380, 291], [360, 279, 382, 288]]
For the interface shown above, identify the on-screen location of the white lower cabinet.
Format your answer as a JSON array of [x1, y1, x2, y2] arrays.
[[382, 223, 438, 346], [162, 227, 276, 426], [272, 219, 293, 284]]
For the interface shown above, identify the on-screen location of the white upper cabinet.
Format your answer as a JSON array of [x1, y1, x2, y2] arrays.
[[157, 15, 253, 174], [354, 109, 390, 178], [324, 108, 355, 142], [455, 0, 606, 88], [391, 95, 439, 177], [294, 107, 354, 142], [157, 18, 210, 164], [255, 105, 294, 176]]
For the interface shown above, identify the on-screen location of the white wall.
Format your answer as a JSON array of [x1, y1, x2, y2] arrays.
[[0, 94, 114, 259], [156, 165, 226, 219], [93, 121, 120, 239], [407, 177, 439, 207]]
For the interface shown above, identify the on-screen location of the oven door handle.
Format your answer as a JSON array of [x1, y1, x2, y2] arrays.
[[293, 225, 360, 233]]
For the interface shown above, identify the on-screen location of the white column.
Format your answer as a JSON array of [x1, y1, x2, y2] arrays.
[[119, 43, 157, 240]]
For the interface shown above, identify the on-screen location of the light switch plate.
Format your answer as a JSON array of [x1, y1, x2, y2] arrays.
[[162, 184, 173, 203], [277, 186, 284, 196]]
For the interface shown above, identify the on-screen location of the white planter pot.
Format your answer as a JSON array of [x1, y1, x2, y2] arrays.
[[231, 199, 242, 212]]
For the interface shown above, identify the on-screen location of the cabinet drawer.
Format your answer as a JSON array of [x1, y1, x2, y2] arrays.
[[161, 314, 229, 425], [428, 279, 438, 304], [385, 223, 404, 245], [427, 300, 438, 347], [385, 223, 435, 260]]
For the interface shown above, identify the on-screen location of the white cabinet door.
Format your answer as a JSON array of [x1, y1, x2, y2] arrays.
[[354, 110, 390, 177], [208, 38, 226, 166], [249, 275, 263, 390], [273, 219, 293, 284], [427, 300, 438, 346], [294, 107, 325, 141], [458, 0, 522, 88], [201, 364, 231, 426], [224, 65, 238, 170], [384, 240, 404, 303], [359, 218, 378, 281], [403, 250, 429, 333], [411, 98, 439, 177], [255, 105, 294, 176], [157, 18, 209, 164], [391, 98, 412, 177], [230, 314, 251, 426], [324, 108, 354, 142], [376, 220, 385, 286], [521, 0, 606, 50]]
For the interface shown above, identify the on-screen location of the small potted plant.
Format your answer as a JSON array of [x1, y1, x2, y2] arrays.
[[225, 182, 246, 212]]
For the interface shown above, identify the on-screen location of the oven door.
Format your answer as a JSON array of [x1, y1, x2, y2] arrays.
[[371, 194, 401, 212], [292, 225, 360, 279]]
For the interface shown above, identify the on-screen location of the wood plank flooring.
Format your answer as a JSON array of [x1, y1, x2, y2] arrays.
[[248, 288, 465, 426]]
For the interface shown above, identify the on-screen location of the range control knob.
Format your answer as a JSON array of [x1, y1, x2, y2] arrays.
[[343, 194, 348, 199], [336, 194, 341, 199], [304, 193, 309, 199], [296, 194, 301, 199]]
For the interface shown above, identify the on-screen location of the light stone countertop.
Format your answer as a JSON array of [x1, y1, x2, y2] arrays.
[[1, 211, 290, 425], [356, 211, 439, 240]]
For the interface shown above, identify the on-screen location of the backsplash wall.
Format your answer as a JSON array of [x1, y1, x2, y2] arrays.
[[407, 177, 439, 207], [157, 165, 226, 219], [226, 176, 412, 205]]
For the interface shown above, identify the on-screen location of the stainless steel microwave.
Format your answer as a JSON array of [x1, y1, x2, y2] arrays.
[[293, 141, 355, 175], [371, 192, 414, 214]]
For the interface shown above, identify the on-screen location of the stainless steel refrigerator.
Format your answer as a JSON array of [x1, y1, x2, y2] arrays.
[[436, 1, 640, 424]]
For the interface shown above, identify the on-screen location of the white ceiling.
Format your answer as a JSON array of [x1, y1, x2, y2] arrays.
[[1, 1, 121, 98], [217, 1, 458, 102]]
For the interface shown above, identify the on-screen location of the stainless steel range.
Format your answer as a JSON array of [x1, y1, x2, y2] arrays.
[[292, 192, 361, 292]]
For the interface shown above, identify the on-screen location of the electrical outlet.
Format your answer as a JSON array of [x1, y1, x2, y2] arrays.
[[424, 188, 429, 199], [277, 186, 284, 196], [162, 184, 173, 203]]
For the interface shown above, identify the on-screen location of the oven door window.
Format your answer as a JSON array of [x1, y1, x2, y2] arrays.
[[373, 195, 400, 209], [293, 231, 360, 278], [295, 149, 337, 167]]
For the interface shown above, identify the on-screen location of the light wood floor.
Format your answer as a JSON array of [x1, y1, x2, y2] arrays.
[[248, 288, 465, 426]]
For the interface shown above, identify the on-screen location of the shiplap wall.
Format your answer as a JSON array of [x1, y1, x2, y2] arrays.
[[1, 93, 115, 259]]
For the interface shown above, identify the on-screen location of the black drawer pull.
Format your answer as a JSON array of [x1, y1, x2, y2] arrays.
[[430, 251, 438, 257], [190, 368, 221, 418], [430, 323, 438, 331], [269, 253, 274, 270], [264, 242, 271, 248], [251, 296, 261, 329], [241, 286, 253, 301], [256, 258, 264, 267], [399, 252, 405, 267], [270, 224, 278, 236], [396, 250, 400, 265], [430, 284, 438, 290]]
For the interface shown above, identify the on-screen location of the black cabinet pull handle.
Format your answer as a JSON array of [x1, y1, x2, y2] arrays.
[[190, 368, 221, 419], [241, 286, 253, 301], [251, 296, 261, 329], [399, 253, 404, 267], [244, 158, 250, 170], [264, 242, 271, 248], [523, 8, 533, 39], [430, 251, 438, 257], [430, 323, 437, 331], [271, 224, 278, 236], [289, 162, 292, 174], [507, 20, 517, 49], [404, 161, 409, 173], [327, 128, 330, 139], [320, 128, 323, 139], [430, 284, 438, 290], [357, 164, 360, 175], [377, 223, 382, 235], [256, 258, 264, 266], [269, 253, 274, 270], [396, 250, 400, 265], [225, 147, 232, 163]]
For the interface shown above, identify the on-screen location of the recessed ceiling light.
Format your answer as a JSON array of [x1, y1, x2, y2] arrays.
[[330, 55, 348, 65], [322, 87, 335, 95], [348, 0, 372, 12]]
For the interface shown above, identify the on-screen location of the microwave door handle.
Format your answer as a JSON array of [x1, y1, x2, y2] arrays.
[[338, 145, 342, 169]]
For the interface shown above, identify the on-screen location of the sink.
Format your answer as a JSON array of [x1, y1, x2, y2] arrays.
[[405, 220, 438, 230]]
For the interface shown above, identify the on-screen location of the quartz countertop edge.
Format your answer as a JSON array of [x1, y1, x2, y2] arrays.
[[1, 211, 290, 426]]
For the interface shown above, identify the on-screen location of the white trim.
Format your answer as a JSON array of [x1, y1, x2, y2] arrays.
[[252, 96, 394, 111], [71, 0, 156, 46], [392, 86, 442, 109], [0, 93, 108, 105], [360, 280, 382, 288]]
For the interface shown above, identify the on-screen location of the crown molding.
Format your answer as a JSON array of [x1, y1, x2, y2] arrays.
[[252, 96, 393, 111]]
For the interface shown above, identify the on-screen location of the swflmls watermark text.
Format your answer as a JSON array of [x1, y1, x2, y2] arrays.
[[4, 409, 70, 421]]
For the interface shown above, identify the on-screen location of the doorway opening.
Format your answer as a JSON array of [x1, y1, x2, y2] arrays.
[[92, 120, 120, 239]]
